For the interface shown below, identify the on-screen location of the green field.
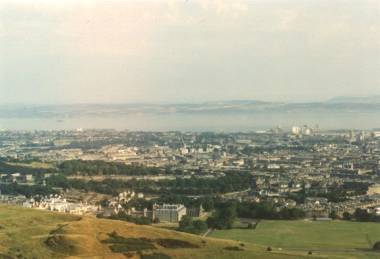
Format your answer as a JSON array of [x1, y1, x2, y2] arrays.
[[0, 205, 319, 259], [210, 220, 380, 258]]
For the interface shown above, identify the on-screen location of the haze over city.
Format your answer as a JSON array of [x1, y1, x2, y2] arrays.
[[1, 0, 379, 105]]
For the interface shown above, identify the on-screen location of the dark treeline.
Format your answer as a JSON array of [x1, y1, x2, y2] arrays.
[[178, 215, 208, 235], [242, 145, 310, 156], [343, 209, 380, 222], [58, 160, 162, 176], [207, 202, 237, 229], [207, 201, 306, 230], [47, 172, 253, 195], [236, 201, 305, 220], [0, 183, 57, 197], [0, 161, 52, 175], [286, 182, 367, 204], [98, 211, 153, 225]]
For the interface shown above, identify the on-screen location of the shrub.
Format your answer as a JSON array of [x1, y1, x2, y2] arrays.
[[141, 253, 171, 259], [156, 239, 199, 249], [224, 246, 244, 251], [102, 232, 156, 252], [373, 241, 380, 251], [45, 235, 76, 254]]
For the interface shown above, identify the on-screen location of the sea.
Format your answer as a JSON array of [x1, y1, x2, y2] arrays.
[[0, 111, 379, 132]]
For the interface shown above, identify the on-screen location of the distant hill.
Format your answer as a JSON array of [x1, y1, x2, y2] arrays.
[[327, 95, 380, 104], [1, 97, 380, 120], [0, 205, 308, 259]]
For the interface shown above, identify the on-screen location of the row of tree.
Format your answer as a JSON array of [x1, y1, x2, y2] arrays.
[[237, 201, 305, 220], [0, 183, 57, 197], [0, 161, 52, 175], [58, 160, 162, 176], [98, 211, 154, 225], [47, 172, 253, 195], [342, 209, 380, 222], [178, 216, 208, 235], [206, 201, 306, 230]]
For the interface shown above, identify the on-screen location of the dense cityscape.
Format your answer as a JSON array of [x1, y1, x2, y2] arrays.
[[1, 126, 380, 224]]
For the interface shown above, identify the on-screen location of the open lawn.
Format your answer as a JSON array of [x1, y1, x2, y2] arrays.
[[210, 220, 380, 258]]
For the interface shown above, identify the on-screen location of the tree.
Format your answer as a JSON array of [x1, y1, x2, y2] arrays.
[[179, 216, 193, 230], [200, 196, 214, 211], [207, 202, 237, 229], [373, 241, 380, 251], [342, 212, 351, 221], [329, 210, 338, 220], [219, 203, 237, 229], [354, 208, 370, 221], [192, 220, 208, 234], [178, 216, 207, 235]]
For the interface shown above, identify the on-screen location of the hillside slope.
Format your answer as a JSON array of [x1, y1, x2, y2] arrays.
[[0, 205, 320, 259]]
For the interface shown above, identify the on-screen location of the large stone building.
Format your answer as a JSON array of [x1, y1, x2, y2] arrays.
[[186, 205, 205, 218], [152, 204, 187, 223]]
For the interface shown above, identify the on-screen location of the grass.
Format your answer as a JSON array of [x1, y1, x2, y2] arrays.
[[210, 220, 380, 258], [4, 204, 380, 258], [0, 205, 79, 259], [0, 205, 323, 259]]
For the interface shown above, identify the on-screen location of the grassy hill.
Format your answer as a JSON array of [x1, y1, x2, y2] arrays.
[[0, 205, 315, 259], [210, 220, 380, 259]]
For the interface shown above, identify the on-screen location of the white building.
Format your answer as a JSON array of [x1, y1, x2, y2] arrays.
[[291, 126, 301, 135]]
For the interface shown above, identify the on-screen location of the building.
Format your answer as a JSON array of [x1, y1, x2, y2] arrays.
[[186, 205, 205, 218], [152, 204, 187, 223], [291, 126, 301, 135], [368, 184, 380, 195], [302, 126, 312, 136]]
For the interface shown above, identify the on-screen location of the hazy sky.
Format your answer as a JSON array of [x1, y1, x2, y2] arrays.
[[0, 0, 379, 104]]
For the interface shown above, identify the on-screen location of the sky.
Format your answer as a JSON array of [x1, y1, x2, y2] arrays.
[[0, 0, 379, 104]]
